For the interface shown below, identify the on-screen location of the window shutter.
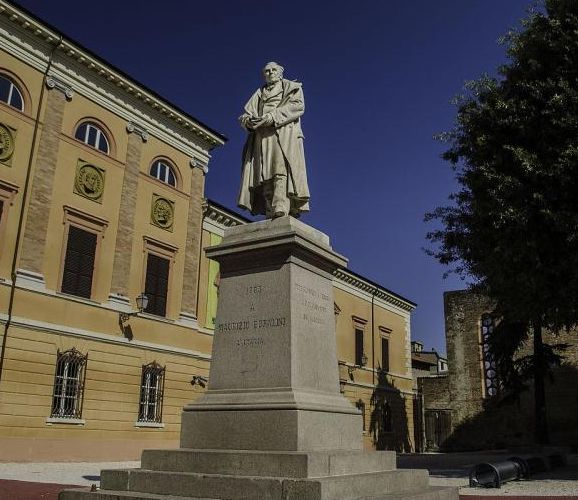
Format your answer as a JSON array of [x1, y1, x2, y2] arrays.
[[355, 328, 364, 366], [61, 226, 97, 298], [381, 337, 390, 372], [145, 253, 169, 316]]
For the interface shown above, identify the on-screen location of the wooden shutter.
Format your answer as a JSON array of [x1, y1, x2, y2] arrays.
[[145, 253, 169, 317], [381, 337, 390, 372], [61, 226, 97, 298], [355, 328, 364, 366]]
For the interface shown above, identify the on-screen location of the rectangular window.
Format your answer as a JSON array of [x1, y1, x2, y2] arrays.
[[144, 253, 170, 316], [50, 349, 87, 419], [381, 337, 390, 372], [355, 328, 364, 366], [61, 226, 97, 298], [138, 362, 165, 423]]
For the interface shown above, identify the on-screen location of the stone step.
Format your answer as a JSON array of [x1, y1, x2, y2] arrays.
[[59, 489, 218, 500], [60, 485, 458, 500], [361, 486, 459, 500], [141, 449, 397, 478], [96, 467, 429, 500]]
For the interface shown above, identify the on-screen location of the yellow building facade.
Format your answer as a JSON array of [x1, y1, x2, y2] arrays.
[[0, 0, 417, 461]]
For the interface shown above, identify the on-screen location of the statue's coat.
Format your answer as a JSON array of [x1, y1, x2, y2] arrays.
[[238, 79, 310, 216]]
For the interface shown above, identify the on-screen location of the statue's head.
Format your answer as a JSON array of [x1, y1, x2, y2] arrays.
[[262, 62, 284, 85]]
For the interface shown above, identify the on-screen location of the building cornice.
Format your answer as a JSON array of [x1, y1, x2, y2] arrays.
[[0, 1, 226, 151], [333, 268, 416, 312], [202, 200, 249, 236]]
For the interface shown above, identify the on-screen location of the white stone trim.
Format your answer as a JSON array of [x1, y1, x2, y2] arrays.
[[15, 268, 45, 291], [202, 201, 246, 236], [126, 121, 148, 142], [333, 269, 415, 313], [134, 421, 165, 429], [45, 74, 73, 99], [0, 312, 212, 361], [45, 417, 86, 425]]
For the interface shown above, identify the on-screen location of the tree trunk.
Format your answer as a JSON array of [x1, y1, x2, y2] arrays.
[[533, 319, 549, 445]]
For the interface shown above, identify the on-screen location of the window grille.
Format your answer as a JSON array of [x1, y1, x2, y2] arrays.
[[150, 160, 176, 187], [50, 348, 87, 419], [356, 399, 366, 431], [0, 74, 24, 111], [74, 122, 109, 153], [138, 362, 165, 423], [355, 328, 364, 366], [481, 314, 499, 397], [144, 253, 170, 317], [381, 337, 390, 372], [61, 225, 97, 299]]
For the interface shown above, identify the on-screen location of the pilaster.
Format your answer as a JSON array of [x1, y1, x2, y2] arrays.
[[178, 164, 206, 326], [107, 129, 143, 304], [18, 86, 68, 288]]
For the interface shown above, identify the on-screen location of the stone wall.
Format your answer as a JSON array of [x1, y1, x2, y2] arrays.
[[439, 289, 578, 451], [419, 375, 449, 410]]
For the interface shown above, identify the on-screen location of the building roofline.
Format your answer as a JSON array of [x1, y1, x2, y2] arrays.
[[1, 0, 227, 147]]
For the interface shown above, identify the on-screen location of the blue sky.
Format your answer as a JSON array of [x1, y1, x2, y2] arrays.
[[16, 0, 533, 354]]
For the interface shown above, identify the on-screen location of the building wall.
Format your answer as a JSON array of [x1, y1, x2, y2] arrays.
[[0, 0, 418, 461], [438, 289, 578, 451], [0, 1, 223, 461]]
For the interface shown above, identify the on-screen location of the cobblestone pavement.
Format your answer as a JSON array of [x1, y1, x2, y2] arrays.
[[398, 451, 578, 496]]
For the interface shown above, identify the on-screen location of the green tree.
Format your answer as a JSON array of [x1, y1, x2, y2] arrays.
[[426, 0, 578, 444]]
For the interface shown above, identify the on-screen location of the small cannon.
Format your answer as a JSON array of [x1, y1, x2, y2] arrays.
[[469, 454, 565, 488], [469, 457, 526, 488]]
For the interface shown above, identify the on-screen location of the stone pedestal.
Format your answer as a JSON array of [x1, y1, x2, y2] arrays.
[[181, 216, 360, 452], [60, 217, 457, 500]]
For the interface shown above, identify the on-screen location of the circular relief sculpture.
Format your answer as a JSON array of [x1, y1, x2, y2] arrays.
[[0, 123, 15, 162], [152, 197, 174, 230], [75, 164, 105, 201]]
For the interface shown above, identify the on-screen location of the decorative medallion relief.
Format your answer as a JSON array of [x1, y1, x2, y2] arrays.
[[74, 161, 105, 203], [151, 195, 174, 231], [0, 123, 16, 165]]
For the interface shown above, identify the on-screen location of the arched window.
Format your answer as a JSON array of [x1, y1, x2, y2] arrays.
[[0, 74, 24, 111], [150, 159, 177, 187], [74, 121, 110, 154]]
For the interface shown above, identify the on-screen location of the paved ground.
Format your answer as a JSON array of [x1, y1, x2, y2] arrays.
[[0, 454, 576, 499], [398, 451, 578, 496]]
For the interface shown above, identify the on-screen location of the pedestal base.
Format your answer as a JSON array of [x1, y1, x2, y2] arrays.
[[60, 449, 458, 500], [180, 408, 361, 451]]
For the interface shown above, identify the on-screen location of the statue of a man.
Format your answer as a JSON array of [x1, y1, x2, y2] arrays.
[[237, 62, 310, 218]]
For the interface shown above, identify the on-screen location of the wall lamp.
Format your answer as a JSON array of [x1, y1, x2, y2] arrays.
[[191, 375, 208, 388], [119, 293, 149, 324]]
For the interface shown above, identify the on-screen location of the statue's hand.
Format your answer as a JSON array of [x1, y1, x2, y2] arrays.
[[251, 114, 274, 129], [260, 113, 274, 127], [239, 115, 254, 130]]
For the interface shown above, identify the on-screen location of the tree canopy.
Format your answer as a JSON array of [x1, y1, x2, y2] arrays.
[[427, 0, 578, 331], [426, 0, 578, 442]]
